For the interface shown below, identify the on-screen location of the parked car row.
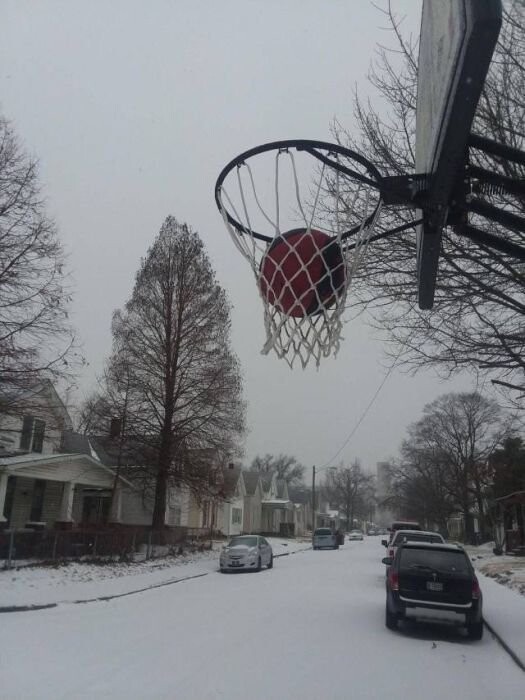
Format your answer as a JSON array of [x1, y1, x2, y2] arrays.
[[379, 521, 483, 640], [382, 541, 483, 640]]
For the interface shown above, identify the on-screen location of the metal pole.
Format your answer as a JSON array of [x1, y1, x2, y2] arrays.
[[7, 529, 15, 570], [311, 466, 316, 533]]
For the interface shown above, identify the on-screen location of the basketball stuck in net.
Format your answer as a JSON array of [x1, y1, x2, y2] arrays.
[[259, 228, 346, 318], [215, 140, 384, 368]]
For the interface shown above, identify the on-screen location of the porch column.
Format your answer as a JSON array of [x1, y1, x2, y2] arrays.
[[56, 481, 75, 529], [0, 471, 9, 525], [109, 483, 123, 524]]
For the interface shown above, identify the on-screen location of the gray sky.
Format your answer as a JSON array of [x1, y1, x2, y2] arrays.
[[0, 0, 476, 476]]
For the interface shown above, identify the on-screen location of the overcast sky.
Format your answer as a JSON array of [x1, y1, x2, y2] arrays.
[[0, 0, 478, 478]]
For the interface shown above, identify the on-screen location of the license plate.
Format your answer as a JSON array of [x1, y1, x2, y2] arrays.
[[230, 561, 242, 567], [426, 581, 443, 591]]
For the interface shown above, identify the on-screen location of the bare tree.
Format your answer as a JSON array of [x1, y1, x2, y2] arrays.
[[0, 115, 75, 401], [103, 216, 245, 529], [396, 392, 512, 542], [250, 453, 306, 486], [324, 460, 373, 530], [330, 1, 525, 405]]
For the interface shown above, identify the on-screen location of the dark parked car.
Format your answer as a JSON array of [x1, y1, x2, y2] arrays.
[[382, 542, 483, 640]]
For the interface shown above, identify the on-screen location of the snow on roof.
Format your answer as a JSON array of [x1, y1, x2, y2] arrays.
[[0, 453, 77, 467], [262, 498, 290, 506]]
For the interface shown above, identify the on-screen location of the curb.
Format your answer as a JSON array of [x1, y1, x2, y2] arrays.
[[0, 602, 58, 614], [483, 619, 525, 673], [274, 546, 311, 559], [0, 572, 209, 613]]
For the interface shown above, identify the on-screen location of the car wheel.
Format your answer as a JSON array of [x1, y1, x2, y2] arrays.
[[385, 605, 398, 631], [256, 556, 262, 572], [268, 555, 274, 569], [467, 621, 483, 640], [334, 545, 339, 550]]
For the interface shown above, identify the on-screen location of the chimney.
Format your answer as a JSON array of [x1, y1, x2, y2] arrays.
[[110, 418, 121, 439]]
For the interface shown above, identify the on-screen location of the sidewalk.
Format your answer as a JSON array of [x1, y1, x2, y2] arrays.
[[478, 573, 525, 671], [0, 538, 309, 610]]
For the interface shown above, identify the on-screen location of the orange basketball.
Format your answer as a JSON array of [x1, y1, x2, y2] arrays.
[[259, 228, 346, 317]]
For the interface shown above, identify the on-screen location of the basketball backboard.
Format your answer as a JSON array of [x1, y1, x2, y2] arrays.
[[415, 0, 502, 309]]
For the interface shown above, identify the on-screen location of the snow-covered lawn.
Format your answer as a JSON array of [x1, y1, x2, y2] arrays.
[[466, 542, 525, 597], [0, 537, 309, 608], [1, 538, 524, 700]]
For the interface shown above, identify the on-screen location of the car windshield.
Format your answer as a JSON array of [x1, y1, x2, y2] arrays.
[[400, 548, 470, 574], [228, 536, 258, 548], [351, 530, 362, 534], [392, 523, 421, 532], [314, 529, 332, 536], [393, 533, 442, 545]]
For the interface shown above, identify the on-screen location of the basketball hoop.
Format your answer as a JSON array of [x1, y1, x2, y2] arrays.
[[215, 140, 385, 368]]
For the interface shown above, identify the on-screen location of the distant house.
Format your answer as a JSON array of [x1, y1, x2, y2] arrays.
[[260, 473, 294, 535], [242, 471, 264, 534], [288, 486, 312, 536], [216, 466, 246, 537]]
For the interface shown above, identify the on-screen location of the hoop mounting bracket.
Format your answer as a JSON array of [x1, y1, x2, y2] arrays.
[[381, 173, 431, 208]]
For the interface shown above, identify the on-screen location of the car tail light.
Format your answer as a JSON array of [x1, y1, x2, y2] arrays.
[[472, 577, 481, 599], [388, 570, 399, 591]]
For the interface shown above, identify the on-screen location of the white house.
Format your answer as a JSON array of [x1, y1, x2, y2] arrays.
[[242, 471, 264, 534], [0, 383, 136, 530], [216, 466, 245, 537]]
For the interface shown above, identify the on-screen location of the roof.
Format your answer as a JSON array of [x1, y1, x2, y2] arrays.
[[496, 490, 525, 504], [260, 474, 273, 492], [276, 479, 287, 499], [262, 498, 290, 506], [61, 431, 92, 456], [288, 487, 310, 505], [222, 466, 242, 496], [0, 451, 134, 487], [393, 529, 440, 538], [242, 471, 261, 496]]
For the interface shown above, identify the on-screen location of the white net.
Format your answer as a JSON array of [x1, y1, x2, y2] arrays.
[[218, 148, 382, 368]]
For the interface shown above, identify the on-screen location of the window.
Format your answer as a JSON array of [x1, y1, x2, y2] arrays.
[[399, 548, 470, 573], [229, 535, 257, 547], [19, 416, 46, 453], [29, 480, 46, 522], [231, 507, 242, 525], [32, 419, 45, 453]]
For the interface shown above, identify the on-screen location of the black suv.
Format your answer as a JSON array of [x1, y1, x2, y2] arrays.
[[383, 542, 483, 640]]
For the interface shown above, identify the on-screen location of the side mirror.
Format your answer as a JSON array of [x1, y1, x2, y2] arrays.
[[382, 557, 392, 566], [381, 539, 388, 547]]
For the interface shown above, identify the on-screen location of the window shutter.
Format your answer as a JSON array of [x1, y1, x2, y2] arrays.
[[20, 416, 34, 450], [32, 419, 46, 453]]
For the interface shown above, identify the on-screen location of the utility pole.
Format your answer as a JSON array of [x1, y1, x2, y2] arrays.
[[311, 465, 316, 532]]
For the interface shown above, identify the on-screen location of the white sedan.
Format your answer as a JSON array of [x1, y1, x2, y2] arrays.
[[220, 535, 273, 572], [348, 530, 364, 541]]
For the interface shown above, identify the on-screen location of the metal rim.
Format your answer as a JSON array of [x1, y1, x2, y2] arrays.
[[215, 139, 384, 243]]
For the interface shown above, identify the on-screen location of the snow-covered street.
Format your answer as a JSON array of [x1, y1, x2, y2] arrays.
[[2, 537, 524, 700]]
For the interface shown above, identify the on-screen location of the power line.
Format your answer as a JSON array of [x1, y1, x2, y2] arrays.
[[317, 351, 401, 474]]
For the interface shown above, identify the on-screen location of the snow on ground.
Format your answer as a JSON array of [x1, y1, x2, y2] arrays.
[[478, 571, 525, 670], [466, 542, 525, 597], [0, 537, 308, 608], [1, 538, 524, 700]]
